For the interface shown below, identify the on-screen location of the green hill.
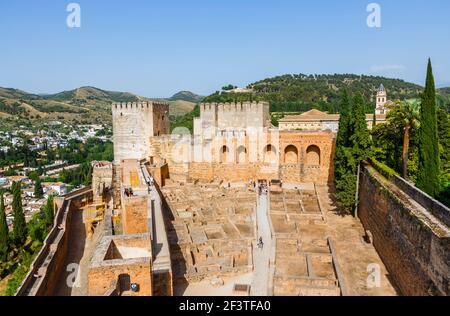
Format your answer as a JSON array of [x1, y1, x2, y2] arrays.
[[437, 87, 450, 111], [203, 74, 425, 113], [44, 86, 141, 104], [438, 87, 450, 97], [169, 91, 204, 103]]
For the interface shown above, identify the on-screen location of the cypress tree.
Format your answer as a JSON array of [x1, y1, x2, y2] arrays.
[[334, 93, 373, 213], [44, 195, 55, 228], [34, 178, 44, 199], [417, 59, 441, 197], [350, 93, 373, 161], [334, 91, 359, 211], [334, 147, 358, 211], [336, 89, 352, 148], [0, 194, 8, 262], [12, 182, 27, 246], [372, 107, 377, 128]]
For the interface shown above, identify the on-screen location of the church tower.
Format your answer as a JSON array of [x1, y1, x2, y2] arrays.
[[375, 84, 388, 115]]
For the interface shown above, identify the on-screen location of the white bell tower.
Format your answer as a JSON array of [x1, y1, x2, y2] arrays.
[[375, 84, 388, 115]]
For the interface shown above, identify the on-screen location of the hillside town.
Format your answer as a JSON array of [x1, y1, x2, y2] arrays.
[[0, 122, 112, 231]]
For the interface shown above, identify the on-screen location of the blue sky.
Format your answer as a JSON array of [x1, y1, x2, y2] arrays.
[[0, 0, 449, 97]]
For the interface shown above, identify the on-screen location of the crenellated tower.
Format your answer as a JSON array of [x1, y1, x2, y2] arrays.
[[112, 101, 170, 164], [194, 101, 270, 137]]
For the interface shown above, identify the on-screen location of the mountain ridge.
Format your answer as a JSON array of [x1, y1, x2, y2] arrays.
[[0, 86, 199, 123]]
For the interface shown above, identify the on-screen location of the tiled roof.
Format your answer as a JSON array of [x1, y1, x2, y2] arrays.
[[280, 109, 340, 122], [279, 111, 387, 123]]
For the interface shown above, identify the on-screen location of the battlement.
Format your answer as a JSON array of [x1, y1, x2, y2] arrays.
[[200, 101, 269, 112], [112, 101, 169, 112], [112, 100, 170, 163]]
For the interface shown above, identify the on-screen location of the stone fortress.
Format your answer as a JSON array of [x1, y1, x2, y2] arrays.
[[16, 88, 450, 297]]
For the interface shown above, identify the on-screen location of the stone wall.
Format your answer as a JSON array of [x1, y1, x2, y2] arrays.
[[16, 187, 93, 296], [146, 131, 335, 185], [88, 234, 153, 296], [195, 102, 270, 136], [122, 195, 149, 235], [88, 261, 152, 296], [92, 161, 113, 200], [358, 163, 450, 296]]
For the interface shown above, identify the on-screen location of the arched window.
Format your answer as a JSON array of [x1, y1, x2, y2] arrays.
[[220, 145, 230, 163], [306, 145, 321, 166], [284, 145, 298, 164], [264, 144, 277, 164], [237, 146, 247, 164]]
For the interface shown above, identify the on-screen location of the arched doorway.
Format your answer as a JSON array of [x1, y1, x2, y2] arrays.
[[284, 145, 298, 164], [237, 146, 247, 164], [264, 144, 277, 164], [118, 274, 131, 292], [306, 145, 321, 166]]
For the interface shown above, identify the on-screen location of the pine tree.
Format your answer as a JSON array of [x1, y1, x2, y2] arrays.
[[34, 178, 44, 199], [417, 59, 441, 197], [12, 182, 27, 246], [0, 194, 9, 262]]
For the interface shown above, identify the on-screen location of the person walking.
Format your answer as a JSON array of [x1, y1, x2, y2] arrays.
[[258, 237, 264, 249]]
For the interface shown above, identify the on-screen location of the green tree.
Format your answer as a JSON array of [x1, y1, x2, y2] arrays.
[[334, 147, 358, 211], [417, 59, 441, 197], [333, 90, 357, 211], [334, 93, 373, 213], [387, 100, 421, 178], [44, 195, 55, 228], [28, 212, 47, 244], [34, 178, 44, 199], [12, 182, 27, 246], [0, 194, 8, 261], [372, 107, 377, 128], [335, 90, 351, 148], [349, 93, 372, 160], [437, 107, 450, 170]]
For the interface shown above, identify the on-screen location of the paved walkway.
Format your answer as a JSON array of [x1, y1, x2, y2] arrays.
[[53, 209, 88, 296], [251, 193, 272, 296]]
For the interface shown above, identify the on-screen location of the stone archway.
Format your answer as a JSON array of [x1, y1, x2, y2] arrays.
[[237, 146, 247, 164], [306, 145, 321, 166], [284, 145, 299, 164], [264, 144, 277, 164]]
